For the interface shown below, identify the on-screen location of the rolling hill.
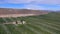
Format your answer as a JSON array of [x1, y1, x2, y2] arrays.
[[0, 8, 48, 15], [0, 12, 60, 34], [0, 8, 60, 34], [0, 8, 48, 17]]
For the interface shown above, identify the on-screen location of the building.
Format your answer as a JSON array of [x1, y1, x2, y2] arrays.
[[3, 20, 26, 24]]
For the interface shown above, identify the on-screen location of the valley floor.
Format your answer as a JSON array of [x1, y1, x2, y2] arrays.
[[0, 12, 60, 34]]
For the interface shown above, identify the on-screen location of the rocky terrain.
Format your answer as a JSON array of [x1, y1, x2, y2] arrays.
[[0, 8, 48, 17]]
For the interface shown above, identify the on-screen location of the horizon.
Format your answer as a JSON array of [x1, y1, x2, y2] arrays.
[[0, 0, 60, 11]]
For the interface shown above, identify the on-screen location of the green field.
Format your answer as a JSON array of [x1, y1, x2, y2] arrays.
[[0, 12, 60, 34]]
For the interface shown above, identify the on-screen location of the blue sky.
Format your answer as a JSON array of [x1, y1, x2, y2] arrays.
[[0, 0, 60, 10]]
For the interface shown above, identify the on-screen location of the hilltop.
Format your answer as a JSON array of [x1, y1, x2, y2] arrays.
[[0, 8, 48, 17], [0, 8, 48, 15]]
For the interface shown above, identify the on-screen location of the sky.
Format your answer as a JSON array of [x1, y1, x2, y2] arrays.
[[0, 0, 60, 10]]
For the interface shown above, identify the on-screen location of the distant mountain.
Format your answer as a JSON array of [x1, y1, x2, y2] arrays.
[[0, 8, 48, 15]]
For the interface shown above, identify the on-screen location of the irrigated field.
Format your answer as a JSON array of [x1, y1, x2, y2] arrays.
[[0, 12, 60, 34]]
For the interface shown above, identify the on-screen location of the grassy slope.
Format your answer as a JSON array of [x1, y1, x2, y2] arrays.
[[0, 12, 60, 34]]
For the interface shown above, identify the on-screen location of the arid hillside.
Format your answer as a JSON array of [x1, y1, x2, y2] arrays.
[[0, 8, 48, 17]]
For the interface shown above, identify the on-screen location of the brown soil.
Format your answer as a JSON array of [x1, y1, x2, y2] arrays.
[[0, 8, 48, 17]]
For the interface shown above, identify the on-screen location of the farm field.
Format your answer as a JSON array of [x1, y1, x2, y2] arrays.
[[0, 12, 60, 34]]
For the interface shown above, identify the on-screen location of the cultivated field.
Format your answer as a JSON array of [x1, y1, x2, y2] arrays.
[[0, 12, 60, 34]]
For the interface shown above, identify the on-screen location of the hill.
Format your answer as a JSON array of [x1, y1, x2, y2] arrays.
[[0, 12, 60, 34], [0, 8, 48, 17], [0, 8, 48, 15]]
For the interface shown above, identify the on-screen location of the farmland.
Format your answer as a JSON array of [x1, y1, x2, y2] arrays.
[[0, 12, 60, 34]]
